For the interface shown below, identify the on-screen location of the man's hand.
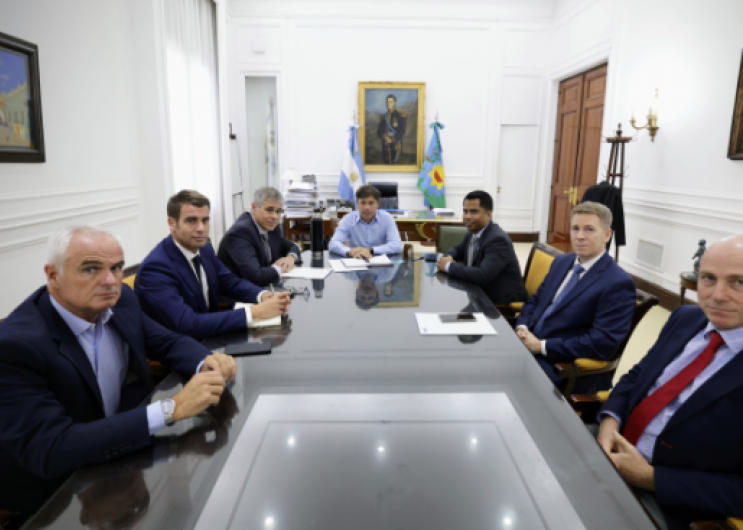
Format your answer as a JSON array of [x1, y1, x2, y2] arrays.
[[517, 328, 542, 354], [607, 431, 655, 491], [274, 256, 296, 273], [437, 255, 454, 272], [253, 291, 291, 319], [200, 352, 237, 381], [171, 372, 225, 422], [348, 247, 372, 259], [597, 416, 621, 456]]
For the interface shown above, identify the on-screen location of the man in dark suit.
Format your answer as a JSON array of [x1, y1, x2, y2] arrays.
[[516, 201, 636, 393], [0, 226, 234, 517], [597, 235, 743, 529], [436, 190, 527, 305], [218, 186, 301, 287], [135, 190, 291, 340]]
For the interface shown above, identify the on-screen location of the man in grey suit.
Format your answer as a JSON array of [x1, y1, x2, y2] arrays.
[[437, 190, 527, 305]]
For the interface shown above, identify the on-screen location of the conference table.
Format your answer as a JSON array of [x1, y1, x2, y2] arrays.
[[21, 252, 656, 530]]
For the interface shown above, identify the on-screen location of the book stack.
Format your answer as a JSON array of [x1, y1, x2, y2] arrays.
[[284, 176, 319, 218]]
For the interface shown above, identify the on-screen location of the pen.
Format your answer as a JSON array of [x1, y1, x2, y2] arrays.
[[270, 284, 275, 296], [361, 256, 370, 263]]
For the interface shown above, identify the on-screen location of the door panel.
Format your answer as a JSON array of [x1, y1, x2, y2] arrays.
[[547, 64, 607, 253]]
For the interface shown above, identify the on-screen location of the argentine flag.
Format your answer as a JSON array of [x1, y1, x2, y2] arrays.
[[338, 124, 366, 202]]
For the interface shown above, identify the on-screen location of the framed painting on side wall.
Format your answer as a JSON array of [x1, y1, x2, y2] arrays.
[[358, 81, 425, 172], [728, 50, 743, 160], [0, 31, 45, 163]]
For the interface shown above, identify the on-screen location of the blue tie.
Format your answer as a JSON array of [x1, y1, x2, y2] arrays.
[[533, 262, 585, 337]]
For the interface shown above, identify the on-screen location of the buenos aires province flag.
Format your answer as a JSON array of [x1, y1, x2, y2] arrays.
[[417, 121, 446, 208], [338, 125, 366, 202]]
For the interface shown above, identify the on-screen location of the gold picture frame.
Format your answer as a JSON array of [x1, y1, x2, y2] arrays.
[[728, 50, 743, 160], [358, 81, 425, 172]]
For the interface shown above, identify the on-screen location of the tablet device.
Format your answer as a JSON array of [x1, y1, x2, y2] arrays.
[[224, 341, 272, 356]]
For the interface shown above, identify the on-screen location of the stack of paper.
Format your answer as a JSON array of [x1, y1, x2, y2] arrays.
[[280, 267, 332, 280], [340, 255, 393, 268], [329, 260, 367, 273], [433, 208, 456, 217], [285, 180, 319, 218], [234, 302, 282, 328]]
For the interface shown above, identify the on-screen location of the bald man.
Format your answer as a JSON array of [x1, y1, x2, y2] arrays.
[[597, 235, 743, 529]]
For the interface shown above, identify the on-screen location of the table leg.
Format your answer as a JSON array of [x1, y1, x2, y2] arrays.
[[679, 286, 686, 306]]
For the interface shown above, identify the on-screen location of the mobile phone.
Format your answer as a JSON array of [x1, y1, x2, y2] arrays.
[[439, 313, 477, 323], [224, 341, 272, 356]]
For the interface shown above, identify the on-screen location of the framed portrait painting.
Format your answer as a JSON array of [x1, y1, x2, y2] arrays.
[[0, 31, 45, 163], [358, 81, 425, 172], [728, 51, 743, 160]]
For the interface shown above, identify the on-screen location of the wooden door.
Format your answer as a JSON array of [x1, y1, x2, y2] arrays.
[[546, 64, 607, 252]]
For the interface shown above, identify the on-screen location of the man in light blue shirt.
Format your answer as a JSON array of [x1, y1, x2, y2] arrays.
[[596, 234, 743, 528], [329, 184, 402, 257]]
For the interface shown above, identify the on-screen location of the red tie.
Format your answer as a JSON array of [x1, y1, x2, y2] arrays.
[[623, 331, 724, 446]]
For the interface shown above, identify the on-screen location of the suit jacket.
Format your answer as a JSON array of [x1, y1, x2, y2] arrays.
[[601, 306, 743, 528], [516, 252, 636, 392], [135, 236, 264, 340], [445, 222, 527, 305], [217, 212, 301, 287], [0, 286, 207, 488]]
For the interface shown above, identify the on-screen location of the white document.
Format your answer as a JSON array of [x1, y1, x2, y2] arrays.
[[329, 260, 367, 273], [414, 313, 497, 336], [234, 302, 282, 328], [281, 268, 332, 280], [340, 255, 393, 268]]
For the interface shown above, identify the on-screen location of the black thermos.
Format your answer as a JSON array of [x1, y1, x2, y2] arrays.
[[311, 256, 324, 298], [310, 208, 324, 260]]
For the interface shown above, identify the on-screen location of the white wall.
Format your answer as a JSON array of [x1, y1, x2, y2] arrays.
[[538, 0, 743, 297], [0, 0, 171, 316], [226, 0, 553, 232]]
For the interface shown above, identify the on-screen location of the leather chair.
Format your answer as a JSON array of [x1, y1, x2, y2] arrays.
[[555, 288, 659, 398], [436, 225, 468, 255], [496, 241, 564, 326], [372, 182, 399, 210]]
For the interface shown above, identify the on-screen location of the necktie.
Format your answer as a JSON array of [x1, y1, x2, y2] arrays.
[[533, 262, 585, 337], [467, 236, 479, 266], [191, 255, 203, 285], [623, 331, 724, 446], [261, 234, 272, 266]]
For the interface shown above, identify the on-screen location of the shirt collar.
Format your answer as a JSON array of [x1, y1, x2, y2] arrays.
[[473, 224, 488, 239], [251, 213, 268, 236], [575, 250, 604, 272], [704, 321, 743, 354], [353, 210, 380, 225], [172, 237, 199, 262], [49, 294, 113, 337]]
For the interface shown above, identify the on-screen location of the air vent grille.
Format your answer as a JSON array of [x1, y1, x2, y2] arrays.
[[636, 239, 664, 270]]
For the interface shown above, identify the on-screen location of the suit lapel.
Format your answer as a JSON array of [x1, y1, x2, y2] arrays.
[[533, 256, 573, 324], [107, 305, 148, 389], [550, 252, 609, 313], [165, 237, 208, 312], [663, 324, 743, 433], [245, 213, 268, 266], [471, 223, 491, 265], [39, 292, 105, 416]]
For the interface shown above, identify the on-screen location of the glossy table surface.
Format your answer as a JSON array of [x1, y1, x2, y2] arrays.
[[22, 252, 655, 530]]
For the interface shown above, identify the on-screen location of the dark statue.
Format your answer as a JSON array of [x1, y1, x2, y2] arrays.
[[691, 239, 707, 278]]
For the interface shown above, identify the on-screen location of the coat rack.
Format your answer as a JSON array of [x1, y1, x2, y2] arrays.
[[603, 124, 632, 261]]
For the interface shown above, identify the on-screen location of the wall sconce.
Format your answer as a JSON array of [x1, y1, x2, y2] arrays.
[[630, 89, 659, 142]]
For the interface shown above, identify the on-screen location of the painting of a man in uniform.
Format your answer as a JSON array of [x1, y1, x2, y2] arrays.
[[358, 82, 425, 172]]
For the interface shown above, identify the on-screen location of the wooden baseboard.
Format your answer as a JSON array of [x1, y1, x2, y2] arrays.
[[508, 232, 539, 243], [629, 273, 697, 312]]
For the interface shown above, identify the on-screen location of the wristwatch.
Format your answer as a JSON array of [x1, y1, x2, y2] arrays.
[[368, 248, 374, 255], [161, 399, 176, 426]]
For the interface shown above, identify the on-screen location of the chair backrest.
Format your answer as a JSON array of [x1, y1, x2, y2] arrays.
[[609, 288, 659, 362], [122, 263, 139, 289], [374, 182, 398, 210], [436, 225, 468, 254], [523, 242, 563, 296]]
